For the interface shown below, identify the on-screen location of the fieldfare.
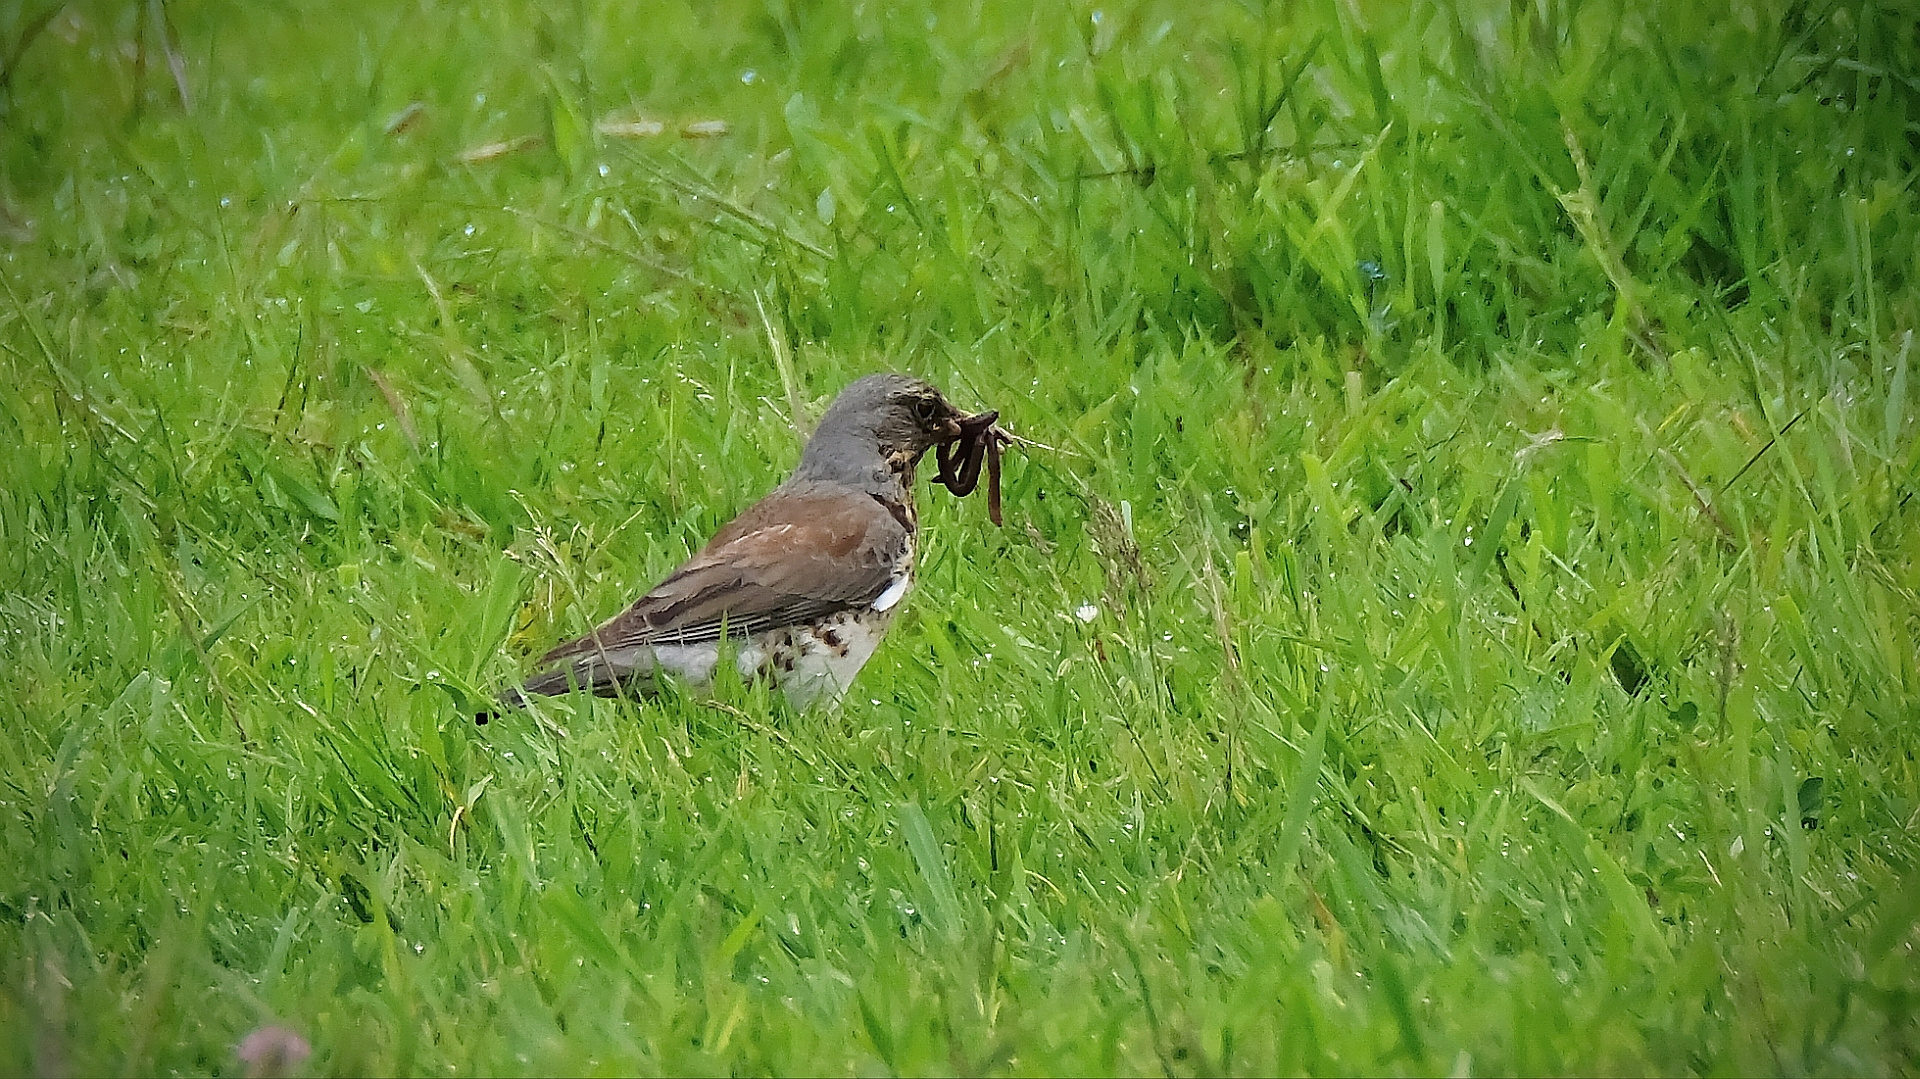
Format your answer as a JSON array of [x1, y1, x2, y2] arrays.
[[484, 373, 1007, 719]]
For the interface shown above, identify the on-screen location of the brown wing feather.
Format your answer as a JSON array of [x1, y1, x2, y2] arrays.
[[536, 483, 907, 664]]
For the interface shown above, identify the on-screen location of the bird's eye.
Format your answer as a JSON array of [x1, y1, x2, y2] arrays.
[[913, 396, 940, 423]]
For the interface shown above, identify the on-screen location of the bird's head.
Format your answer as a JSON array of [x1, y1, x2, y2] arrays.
[[799, 374, 969, 470]]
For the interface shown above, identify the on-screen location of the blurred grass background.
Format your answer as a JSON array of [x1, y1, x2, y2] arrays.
[[1, 0, 1917, 1073]]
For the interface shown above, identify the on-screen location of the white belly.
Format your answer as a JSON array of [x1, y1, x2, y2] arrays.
[[581, 608, 897, 707], [769, 607, 896, 707]]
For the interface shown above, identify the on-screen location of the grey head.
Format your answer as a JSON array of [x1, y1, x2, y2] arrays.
[[790, 374, 967, 492]]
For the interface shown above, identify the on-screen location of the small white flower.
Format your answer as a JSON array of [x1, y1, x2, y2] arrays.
[[1074, 603, 1099, 623]]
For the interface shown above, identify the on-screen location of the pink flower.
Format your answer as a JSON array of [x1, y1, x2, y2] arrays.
[[235, 1024, 311, 1077]]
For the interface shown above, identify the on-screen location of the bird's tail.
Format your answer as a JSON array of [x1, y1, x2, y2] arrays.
[[476, 658, 639, 724], [474, 685, 529, 725]]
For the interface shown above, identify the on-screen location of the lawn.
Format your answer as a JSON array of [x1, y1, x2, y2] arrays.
[[2, 0, 1917, 1073]]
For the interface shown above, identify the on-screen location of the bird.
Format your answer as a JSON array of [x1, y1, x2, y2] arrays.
[[482, 373, 998, 721]]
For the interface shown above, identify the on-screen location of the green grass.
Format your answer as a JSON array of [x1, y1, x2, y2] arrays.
[[2, 0, 1918, 1073]]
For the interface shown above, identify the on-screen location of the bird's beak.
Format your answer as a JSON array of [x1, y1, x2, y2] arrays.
[[950, 408, 999, 441]]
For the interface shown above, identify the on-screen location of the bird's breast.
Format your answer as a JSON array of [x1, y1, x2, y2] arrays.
[[755, 605, 901, 707]]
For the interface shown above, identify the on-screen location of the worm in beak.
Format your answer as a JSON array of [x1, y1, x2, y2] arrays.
[[935, 408, 1011, 526]]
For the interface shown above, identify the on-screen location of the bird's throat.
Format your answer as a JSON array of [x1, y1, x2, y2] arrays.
[[881, 448, 921, 530]]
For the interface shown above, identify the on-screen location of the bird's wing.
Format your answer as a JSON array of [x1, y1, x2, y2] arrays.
[[535, 484, 909, 664]]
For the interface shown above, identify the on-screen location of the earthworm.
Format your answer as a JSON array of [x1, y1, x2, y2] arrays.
[[936, 409, 1011, 526]]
